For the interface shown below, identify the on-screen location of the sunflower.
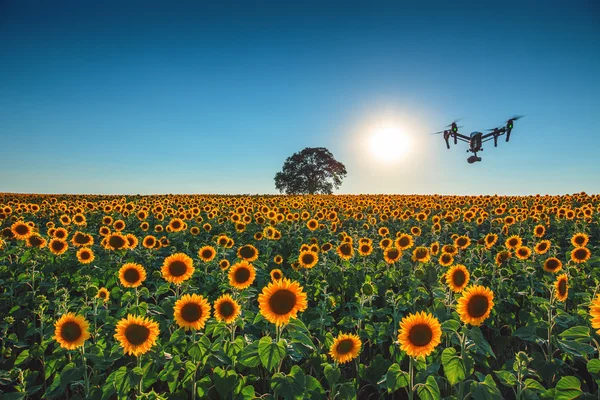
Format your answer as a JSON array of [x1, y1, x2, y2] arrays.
[[298, 250, 318, 269], [395, 234, 414, 250], [336, 243, 354, 260], [515, 246, 531, 260], [53, 313, 91, 350], [104, 233, 129, 251], [142, 235, 157, 249], [439, 253, 454, 267], [126, 234, 138, 249], [258, 278, 308, 326], [118, 263, 146, 288], [173, 294, 211, 331], [454, 235, 471, 250], [162, 253, 195, 285], [198, 246, 217, 262], [540, 256, 563, 274], [456, 285, 495, 326], [495, 250, 511, 266], [274, 255, 283, 265], [168, 218, 185, 232], [446, 264, 470, 292], [76, 247, 95, 264], [237, 244, 259, 262], [329, 333, 362, 364], [358, 243, 373, 256], [114, 314, 160, 356], [442, 244, 458, 256], [26, 234, 46, 248], [54, 227, 68, 239], [484, 233, 498, 249], [571, 247, 591, 264], [229, 260, 256, 290], [554, 274, 568, 302], [397, 311, 442, 358], [71, 231, 93, 247], [270, 269, 283, 281], [219, 259, 230, 271], [589, 294, 600, 334], [533, 225, 546, 238], [11, 221, 33, 240], [213, 294, 241, 324], [306, 219, 318, 231], [534, 240, 551, 255], [48, 239, 68, 256], [384, 247, 402, 264], [571, 233, 589, 247], [412, 246, 430, 263], [97, 287, 110, 302], [505, 235, 522, 250]]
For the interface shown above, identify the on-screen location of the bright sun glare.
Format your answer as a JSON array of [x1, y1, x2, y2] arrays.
[[369, 123, 411, 162]]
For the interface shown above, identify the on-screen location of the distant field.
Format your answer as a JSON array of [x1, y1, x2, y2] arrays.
[[0, 193, 598, 399]]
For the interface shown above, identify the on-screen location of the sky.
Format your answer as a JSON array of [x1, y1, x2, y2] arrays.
[[1, 0, 599, 195]]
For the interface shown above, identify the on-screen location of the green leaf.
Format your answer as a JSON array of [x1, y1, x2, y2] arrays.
[[15, 349, 30, 366], [258, 336, 287, 372], [470, 374, 502, 400], [559, 326, 591, 342], [441, 348, 466, 386], [271, 365, 306, 400], [513, 326, 539, 342], [384, 363, 409, 392], [554, 376, 582, 400], [468, 327, 496, 358], [441, 319, 461, 334], [557, 340, 596, 358], [417, 376, 440, 400], [323, 364, 341, 387], [494, 370, 517, 387], [238, 341, 261, 368], [213, 367, 237, 398], [587, 359, 600, 375]]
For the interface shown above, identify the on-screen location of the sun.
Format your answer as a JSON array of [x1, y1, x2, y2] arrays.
[[369, 123, 410, 162]]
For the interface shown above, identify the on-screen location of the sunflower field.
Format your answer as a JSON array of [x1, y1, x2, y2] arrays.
[[1, 193, 599, 400]]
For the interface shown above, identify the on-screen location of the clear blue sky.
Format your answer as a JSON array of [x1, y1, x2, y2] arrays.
[[1, 1, 598, 195]]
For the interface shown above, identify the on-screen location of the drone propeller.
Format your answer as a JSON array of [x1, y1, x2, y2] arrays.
[[509, 115, 525, 121], [431, 131, 447, 135], [445, 118, 463, 127], [485, 127, 502, 132]]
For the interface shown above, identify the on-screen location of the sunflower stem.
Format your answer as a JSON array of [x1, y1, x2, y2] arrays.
[[137, 355, 143, 394], [408, 357, 415, 400], [81, 344, 90, 397]]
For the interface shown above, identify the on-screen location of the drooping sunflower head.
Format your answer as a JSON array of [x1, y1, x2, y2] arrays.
[[571, 247, 591, 264], [198, 246, 217, 262], [237, 244, 259, 262], [258, 278, 308, 326], [214, 294, 241, 324], [114, 314, 160, 356], [543, 257, 562, 273], [336, 243, 354, 260], [270, 268, 283, 281], [96, 287, 110, 302], [11, 221, 33, 240], [412, 246, 430, 263], [430, 242, 440, 255], [554, 274, 568, 302], [456, 285, 495, 326], [76, 247, 95, 264], [54, 313, 91, 350], [329, 333, 362, 364], [173, 294, 211, 331], [162, 253, 195, 285], [298, 250, 319, 269], [229, 261, 256, 290], [571, 233, 589, 247], [397, 311, 442, 358], [484, 233, 498, 249], [495, 250, 511, 266], [534, 240, 551, 255], [118, 263, 146, 288], [446, 264, 470, 293]]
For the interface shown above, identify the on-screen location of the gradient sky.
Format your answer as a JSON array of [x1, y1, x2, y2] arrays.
[[1, 1, 599, 195]]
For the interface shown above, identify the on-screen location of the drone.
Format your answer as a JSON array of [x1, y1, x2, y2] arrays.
[[432, 116, 524, 163]]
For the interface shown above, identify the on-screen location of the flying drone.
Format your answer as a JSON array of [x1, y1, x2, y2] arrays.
[[432, 116, 524, 163]]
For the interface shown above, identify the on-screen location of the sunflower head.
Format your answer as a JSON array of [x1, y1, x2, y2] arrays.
[[258, 278, 308, 326], [214, 294, 241, 324], [456, 285, 495, 326], [397, 311, 442, 358], [329, 333, 362, 364], [446, 264, 470, 292], [237, 244, 259, 262], [173, 294, 211, 331], [412, 246, 430, 263], [589, 294, 600, 334], [49, 238, 68, 256], [54, 313, 91, 350], [119, 263, 147, 288], [384, 247, 402, 264], [96, 287, 110, 302], [162, 253, 195, 285], [543, 257, 562, 273], [270, 268, 284, 281], [571, 233, 589, 247], [554, 274, 568, 302], [571, 247, 591, 264], [198, 246, 217, 262], [11, 221, 33, 240], [114, 314, 160, 356], [77, 247, 95, 264], [298, 250, 319, 269], [229, 261, 256, 290], [534, 240, 551, 255], [439, 253, 454, 267]]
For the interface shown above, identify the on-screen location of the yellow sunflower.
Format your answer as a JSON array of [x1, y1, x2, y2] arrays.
[[515, 246, 531, 260], [484, 233, 498, 249], [114, 314, 160, 356], [384, 247, 402, 264], [439, 253, 454, 267], [533, 225, 545, 238], [336, 243, 354, 260], [11, 221, 33, 240], [104, 232, 129, 251], [454, 235, 471, 250], [397, 311, 442, 358], [48, 238, 68, 256], [219, 259, 230, 271], [96, 287, 110, 302], [534, 240, 551, 255], [274, 255, 283, 265], [198, 246, 217, 262], [446, 264, 470, 292], [173, 294, 211, 331], [571, 247, 591, 264], [495, 250, 511, 266], [54, 313, 91, 350], [118, 263, 146, 288], [229, 261, 256, 290], [505, 235, 522, 250], [270, 268, 284, 281], [329, 333, 362, 364], [162, 253, 195, 285], [298, 250, 318, 269], [26, 234, 46, 248], [395, 234, 414, 250], [258, 278, 308, 326], [213, 294, 241, 324], [76, 247, 95, 264], [554, 274, 568, 302], [237, 244, 259, 262], [456, 285, 494, 326], [589, 294, 600, 334], [543, 257, 562, 273], [412, 246, 430, 263], [571, 232, 589, 247]]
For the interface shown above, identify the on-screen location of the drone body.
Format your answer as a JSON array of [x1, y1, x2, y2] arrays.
[[432, 116, 523, 163]]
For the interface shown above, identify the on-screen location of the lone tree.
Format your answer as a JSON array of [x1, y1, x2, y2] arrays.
[[274, 147, 347, 194]]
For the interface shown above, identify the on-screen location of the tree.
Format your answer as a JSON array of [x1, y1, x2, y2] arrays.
[[274, 147, 347, 195]]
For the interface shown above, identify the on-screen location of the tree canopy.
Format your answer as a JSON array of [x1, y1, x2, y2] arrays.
[[274, 147, 347, 195]]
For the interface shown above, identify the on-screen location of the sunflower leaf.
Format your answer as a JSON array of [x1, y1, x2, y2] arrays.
[[554, 376, 583, 400], [258, 336, 287, 372], [442, 348, 466, 386]]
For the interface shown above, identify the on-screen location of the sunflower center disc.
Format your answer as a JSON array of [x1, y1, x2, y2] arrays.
[[15, 225, 29, 235], [408, 324, 433, 347], [336, 339, 354, 355], [124, 268, 140, 283], [125, 324, 150, 345], [467, 295, 489, 318], [61, 321, 82, 342], [398, 238, 409, 247], [574, 249, 587, 260], [301, 254, 314, 265], [181, 303, 202, 322], [269, 289, 296, 315], [457, 238, 467, 247], [169, 261, 188, 277], [388, 249, 399, 259], [559, 280, 567, 296], [453, 270, 466, 287], [219, 302, 234, 317], [546, 260, 559, 270], [75, 234, 87, 244], [340, 244, 351, 255], [416, 249, 427, 259], [239, 247, 255, 259], [234, 267, 250, 283], [30, 236, 43, 246], [109, 235, 126, 248], [52, 241, 65, 251], [202, 250, 213, 259]]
